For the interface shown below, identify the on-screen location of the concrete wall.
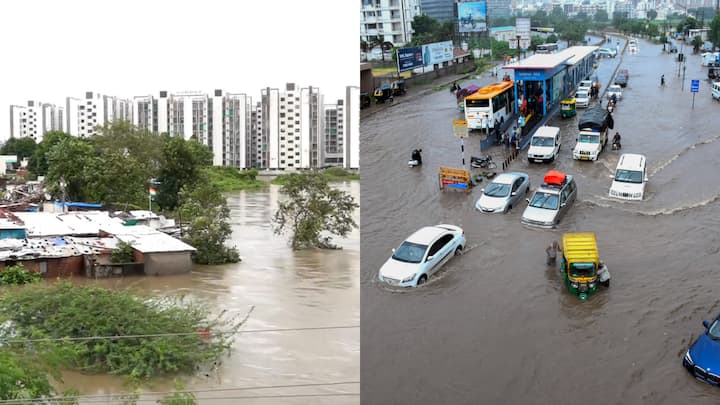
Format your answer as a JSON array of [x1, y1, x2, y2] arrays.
[[143, 251, 193, 276], [371, 58, 476, 90]]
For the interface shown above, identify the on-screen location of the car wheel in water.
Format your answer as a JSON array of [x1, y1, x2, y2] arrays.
[[602, 280, 610, 287], [417, 275, 428, 286], [454, 247, 463, 256]]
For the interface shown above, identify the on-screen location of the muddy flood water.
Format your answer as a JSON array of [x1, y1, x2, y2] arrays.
[[361, 37, 720, 404], [57, 183, 359, 404]]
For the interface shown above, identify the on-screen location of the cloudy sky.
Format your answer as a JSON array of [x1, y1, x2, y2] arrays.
[[0, 0, 358, 140]]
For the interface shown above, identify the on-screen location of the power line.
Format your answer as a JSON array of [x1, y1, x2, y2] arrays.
[[0, 325, 359, 344], [0, 381, 360, 404]]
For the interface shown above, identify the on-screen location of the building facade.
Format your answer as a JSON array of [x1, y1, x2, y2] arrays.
[[420, 0, 455, 21], [64, 92, 133, 138], [360, 0, 421, 47], [10, 101, 65, 142]]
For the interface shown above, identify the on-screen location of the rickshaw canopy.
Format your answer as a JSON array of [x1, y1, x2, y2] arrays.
[[562, 233, 599, 265]]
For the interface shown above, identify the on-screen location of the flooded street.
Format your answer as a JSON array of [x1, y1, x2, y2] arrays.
[[361, 37, 720, 404], [61, 183, 360, 404]]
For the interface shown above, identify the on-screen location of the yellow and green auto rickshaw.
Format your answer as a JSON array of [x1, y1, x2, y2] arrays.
[[560, 233, 610, 301], [560, 98, 576, 118]]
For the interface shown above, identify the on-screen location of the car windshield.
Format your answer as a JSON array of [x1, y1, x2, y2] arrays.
[[484, 182, 511, 197], [529, 191, 559, 210], [576, 91, 589, 98], [579, 134, 600, 143], [615, 169, 643, 183], [392, 241, 427, 264], [610, 86, 621, 92], [531, 137, 555, 147], [570, 262, 596, 278], [580, 82, 591, 88], [708, 320, 720, 339]]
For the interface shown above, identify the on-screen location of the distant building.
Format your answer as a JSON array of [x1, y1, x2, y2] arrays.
[[65, 92, 133, 138], [9, 101, 64, 142], [489, 25, 517, 42], [360, 0, 420, 47], [323, 101, 344, 166], [420, 0, 455, 21], [345, 86, 360, 170], [486, 0, 513, 18]]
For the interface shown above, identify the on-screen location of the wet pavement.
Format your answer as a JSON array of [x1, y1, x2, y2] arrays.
[[361, 35, 720, 404], [59, 183, 360, 404]]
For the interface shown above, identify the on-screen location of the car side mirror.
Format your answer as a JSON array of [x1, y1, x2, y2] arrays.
[[704, 320, 710, 328], [575, 138, 578, 141], [561, 203, 567, 208], [391, 248, 396, 254], [480, 188, 485, 193], [609, 175, 615, 179], [426, 255, 434, 262], [525, 198, 530, 203], [644, 177, 649, 182]]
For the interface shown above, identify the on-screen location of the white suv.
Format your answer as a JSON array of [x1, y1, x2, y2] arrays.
[[609, 153, 647, 200], [527, 126, 561, 163]]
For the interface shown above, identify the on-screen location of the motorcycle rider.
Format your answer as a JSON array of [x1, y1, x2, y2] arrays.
[[612, 132, 621, 149]]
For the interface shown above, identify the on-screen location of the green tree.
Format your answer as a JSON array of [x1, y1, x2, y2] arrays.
[[178, 180, 240, 264], [711, 15, 720, 48], [411, 14, 439, 37], [28, 131, 71, 176], [531, 10, 549, 27], [156, 137, 212, 211], [0, 350, 53, 400], [647, 10, 658, 21], [0, 137, 37, 162], [490, 16, 510, 27], [551, 5, 564, 21], [595, 9, 609, 23], [272, 172, 358, 250], [111, 241, 135, 263], [0, 264, 41, 285], [647, 23, 660, 38], [45, 137, 97, 202], [546, 34, 558, 43], [691, 35, 703, 52]]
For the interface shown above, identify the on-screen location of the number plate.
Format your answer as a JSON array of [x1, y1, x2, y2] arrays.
[[534, 159, 544, 163], [580, 156, 589, 160]]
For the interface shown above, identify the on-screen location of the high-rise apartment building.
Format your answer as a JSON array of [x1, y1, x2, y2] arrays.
[[250, 101, 264, 169], [65, 92, 133, 137], [133, 95, 155, 132], [166, 91, 208, 142], [360, 0, 421, 46], [323, 102, 344, 166], [9, 101, 65, 142], [210, 90, 252, 168], [300, 86, 323, 169]]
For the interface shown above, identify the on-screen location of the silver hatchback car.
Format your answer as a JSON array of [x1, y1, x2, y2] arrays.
[[475, 172, 530, 213], [521, 172, 577, 228]]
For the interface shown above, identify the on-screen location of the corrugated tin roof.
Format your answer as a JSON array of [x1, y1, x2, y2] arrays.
[[111, 230, 196, 253], [14, 212, 122, 237]]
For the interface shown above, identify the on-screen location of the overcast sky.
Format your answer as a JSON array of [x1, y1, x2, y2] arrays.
[[0, 0, 358, 140]]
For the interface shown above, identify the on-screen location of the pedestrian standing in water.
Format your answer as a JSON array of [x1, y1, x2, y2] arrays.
[[546, 240, 561, 265]]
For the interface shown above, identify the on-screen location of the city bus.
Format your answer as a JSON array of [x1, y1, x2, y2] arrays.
[[536, 43, 559, 54], [464, 81, 515, 130]]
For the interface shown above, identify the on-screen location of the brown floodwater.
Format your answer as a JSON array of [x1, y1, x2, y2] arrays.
[[52, 183, 359, 404], [361, 37, 720, 404]]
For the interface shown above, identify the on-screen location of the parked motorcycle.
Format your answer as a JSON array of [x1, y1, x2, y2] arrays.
[[470, 155, 497, 169]]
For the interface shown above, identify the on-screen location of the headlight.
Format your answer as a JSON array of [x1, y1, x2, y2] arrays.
[[570, 281, 579, 289], [633, 192, 642, 198], [402, 274, 416, 283], [589, 282, 596, 289], [684, 350, 694, 365]]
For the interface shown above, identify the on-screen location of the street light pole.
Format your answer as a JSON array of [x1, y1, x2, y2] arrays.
[[516, 35, 521, 60], [682, 63, 687, 91]]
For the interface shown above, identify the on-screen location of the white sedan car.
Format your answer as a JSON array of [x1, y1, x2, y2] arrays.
[[378, 224, 466, 287], [578, 80, 593, 93], [606, 84, 623, 100]]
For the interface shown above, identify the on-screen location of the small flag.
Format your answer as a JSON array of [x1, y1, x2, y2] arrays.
[[149, 186, 157, 196]]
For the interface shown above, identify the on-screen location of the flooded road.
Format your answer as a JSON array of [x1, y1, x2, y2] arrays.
[[61, 183, 359, 404], [361, 37, 720, 404]]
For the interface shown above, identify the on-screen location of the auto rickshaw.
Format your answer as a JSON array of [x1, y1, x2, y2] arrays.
[[373, 83, 392, 103], [560, 233, 611, 301], [391, 80, 406, 96], [560, 98, 576, 118]]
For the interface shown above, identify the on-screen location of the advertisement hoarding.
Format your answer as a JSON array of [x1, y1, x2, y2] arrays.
[[515, 17, 531, 40], [422, 41, 454, 66], [397, 46, 424, 73], [457, 2, 487, 33]]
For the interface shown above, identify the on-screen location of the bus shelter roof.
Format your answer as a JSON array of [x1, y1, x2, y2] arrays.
[[503, 46, 598, 70]]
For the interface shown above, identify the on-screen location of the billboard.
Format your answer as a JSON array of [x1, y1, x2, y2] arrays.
[[516, 17, 531, 39], [422, 41, 454, 66], [457, 2, 487, 33], [397, 46, 424, 73]]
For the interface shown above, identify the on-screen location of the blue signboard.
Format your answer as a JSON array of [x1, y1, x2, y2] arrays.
[[397, 46, 424, 73], [514, 70, 545, 80], [691, 79, 699, 93]]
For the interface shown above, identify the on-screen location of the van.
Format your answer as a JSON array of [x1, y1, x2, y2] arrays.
[[608, 154, 647, 200], [713, 82, 720, 101], [527, 126, 561, 163]]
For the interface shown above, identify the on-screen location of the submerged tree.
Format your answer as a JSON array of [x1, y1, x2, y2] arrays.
[[178, 181, 240, 264], [272, 172, 358, 250]]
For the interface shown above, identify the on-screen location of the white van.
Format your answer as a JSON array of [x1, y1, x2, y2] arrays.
[[712, 82, 720, 101], [527, 126, 561, 163], [609, 153, 647, 200]]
